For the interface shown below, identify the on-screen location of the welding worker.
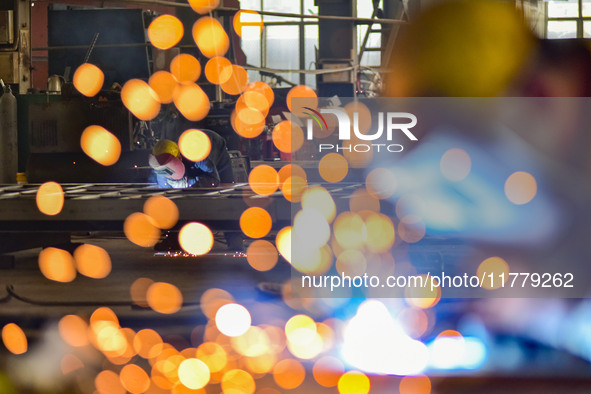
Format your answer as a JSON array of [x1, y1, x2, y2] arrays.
[[148, 129, 233, 188]]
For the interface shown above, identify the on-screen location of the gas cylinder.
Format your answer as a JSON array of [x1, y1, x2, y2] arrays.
[[0, 80, 17, 183]]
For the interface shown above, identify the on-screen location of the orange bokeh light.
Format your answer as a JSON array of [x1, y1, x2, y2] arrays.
[[148, 14, 184, 50], [197, 341, 228, 373], [272, 121, 304, 153], [96, 370, 126, 394], [399, 375, 431, 394], [170, 54, 202, 83], [36, 181, 64, 216], [73, 63, 104, 97], [59, 314, 89, 347], [313, 356, 344, 388], [121, 79, 161, 121], [2, 323, 27, 355], [273, 359, 305, 390], [124, 212, 161, 247], [130, 277, 154, 308], [73, 243, 112, 279], [120, 364, 150, 394], [505, 171, 537, 205], [147, 282, 183, 314], [149, 71, 178, 104], [61, 353, 84, 375], [133, 328, 164, 359], [179, 222, 214, 255], [319, 153, 348, 183], [249, 165, 279, 196], [188, 0, 220, 14], [282, 176, 307, 203], [245, 81, 274, 108], [220, 65, 249, 95], [237, 90, 270, 116], [144, 195, 179, 230], [231, 109, 265, 138], [173, 82, 210, 121], [80, 125, 121, 166], [287, 85, 318, 117], [278, 164, 307, 185], [200, 288, 234, 320], [246, 240, 278, 271], [240, 207, 272, 239], [221, 369, 255, 394], [178, 129, 212, 162], [233, 10, 263, 37], [204, 57, 232, 84], [192, 16, 229, 58], [38, 247, 76, 282]]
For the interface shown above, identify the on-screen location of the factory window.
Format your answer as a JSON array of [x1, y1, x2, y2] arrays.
[[239, 0, 383, 88], [546, 0, 591, 38], [239, 0, 319, 88]]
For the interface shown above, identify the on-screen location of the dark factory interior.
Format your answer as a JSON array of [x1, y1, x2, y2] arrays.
[[1, 0, 591, 393]]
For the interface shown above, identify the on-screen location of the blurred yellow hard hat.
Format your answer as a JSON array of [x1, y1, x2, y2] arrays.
[[152, 139, 180, 158]]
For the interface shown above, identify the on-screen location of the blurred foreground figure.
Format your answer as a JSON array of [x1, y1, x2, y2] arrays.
[[386, 0, 536, 97]]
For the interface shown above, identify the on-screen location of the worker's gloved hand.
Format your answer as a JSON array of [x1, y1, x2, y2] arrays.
[[166, 177, 189, 188], [148, 153, 186, 180]]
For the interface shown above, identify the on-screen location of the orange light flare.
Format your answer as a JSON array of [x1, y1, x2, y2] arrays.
[[196, 341, 228, 374], [119, 364, 151, 394], [73, 243, 112, 279], [80, 125, 122, 166], [399, 375, 432, 394], [36, 181, 64, 216], [301, 186, 336, 223], [287, 85, 318, 117], [246, 240, 278, 272], [333, 211, 366, 250], [143, 195, 179, 230], [273, 359, 305, 390], [147, 282, 183, 314], [245, 81, 274, 107], [73, 63, 104, 97], [278, 163, 307, 185], [477, 256, 510, 290], [121, 79, 161, 121], [200, 288, 235, 320], [349, 188, 380, 213], [319, 153, 349, 183], [275, 226, 292, 263], [2, 323, 27, 355], [505, 171, 537, 205], [221, 369, 255, 394], [231, 108, 265, 138], [123, 212, 161, 247], [313, 356, 345, 388], [204, 56, 232, 85], [178, 222, 214, 255], [230, 325, 271, 358], [220, 65, 249, 95], [248, 165, 279, 196], [178, 129, 212, 162], [148, 14, 184, 50], [398, 214, 426, 243], [178, 358, 210, 390], [149, 71, 178, 104], [130, 277, 154, 308], [133, 328, 164, 359], [192, 16, 229, 58], [272, 121, 304, 154], [237, 89, 271, 116], [95, 370, 126, 394], [173, 82, 210, 121], [364, 212, 395, 253], [59, 314, 90, 347], [404, 273, 441, 309], [281, 176, 307, 203], [233, 10, 263, 37], [61, 353, 84, 375], [38, 247, 77, 282], [188, 0, 220, 14], [170, 53, 201, 83], [240, 207, 272, 239]]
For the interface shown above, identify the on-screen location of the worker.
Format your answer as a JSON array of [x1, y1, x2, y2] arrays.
[[148, 129, 233, 188]]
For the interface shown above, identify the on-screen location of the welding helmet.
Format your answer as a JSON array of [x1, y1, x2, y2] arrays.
[[152, 139, 181, 159]]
